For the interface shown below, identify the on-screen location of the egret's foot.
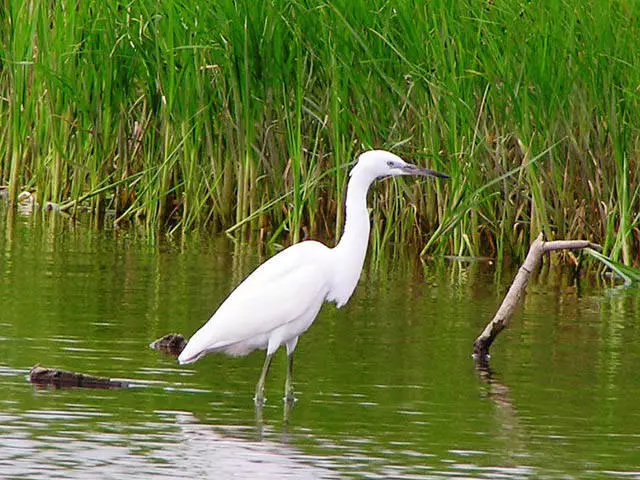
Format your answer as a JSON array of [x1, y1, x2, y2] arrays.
[[254, 383, 267, 406], [284, 380, 295, 404], [254, 392, 266, 406], [283, 395, 295, 424]]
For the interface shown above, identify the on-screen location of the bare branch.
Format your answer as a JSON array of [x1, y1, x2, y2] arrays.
[[473, 233, 602, 359]]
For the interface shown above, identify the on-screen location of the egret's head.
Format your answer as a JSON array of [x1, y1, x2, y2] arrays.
[[351, 150, 449, 181]]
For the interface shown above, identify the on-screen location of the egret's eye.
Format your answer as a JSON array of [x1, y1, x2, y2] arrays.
[[386, 160, 394, 167]]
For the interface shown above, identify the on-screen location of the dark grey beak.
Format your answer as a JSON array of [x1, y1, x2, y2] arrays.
[[402, 163, 449, 179]]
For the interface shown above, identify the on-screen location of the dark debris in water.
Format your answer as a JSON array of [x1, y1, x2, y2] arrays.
[[149, 333, 187, 357], [28, 365, 129, 389]]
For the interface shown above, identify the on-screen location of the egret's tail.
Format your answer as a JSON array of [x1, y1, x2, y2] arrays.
[[177, 343, 205, 365], [177, 320, 237, 364]]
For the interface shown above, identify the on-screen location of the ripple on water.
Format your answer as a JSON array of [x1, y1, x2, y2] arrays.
[[0, 409, 343, 479]]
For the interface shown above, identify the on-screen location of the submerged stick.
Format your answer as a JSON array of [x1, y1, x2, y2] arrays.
[[28, 365, 128, 389], [473, 233, 601, 359]]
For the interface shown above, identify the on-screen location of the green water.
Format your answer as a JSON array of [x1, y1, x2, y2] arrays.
[[1, 207, 639, 479]]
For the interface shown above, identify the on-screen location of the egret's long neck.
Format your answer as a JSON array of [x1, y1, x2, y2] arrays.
[[330, 172, 374, 307], [336, 173, 372, 253]]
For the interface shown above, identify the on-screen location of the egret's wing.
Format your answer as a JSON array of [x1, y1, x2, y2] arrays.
[[180, 242, 330, 360]]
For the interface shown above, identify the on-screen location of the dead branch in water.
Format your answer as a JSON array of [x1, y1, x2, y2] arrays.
[[29, 365, 128, 389], [473, 233, 602, 359]]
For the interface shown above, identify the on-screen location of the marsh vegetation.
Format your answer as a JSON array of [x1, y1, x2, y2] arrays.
[[1, 0, 638, 262]]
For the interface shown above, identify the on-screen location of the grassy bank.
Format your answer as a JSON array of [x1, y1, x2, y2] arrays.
[[1, 0, 638, 263]]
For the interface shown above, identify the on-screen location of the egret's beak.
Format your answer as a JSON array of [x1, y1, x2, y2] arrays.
[[401, 163, 449, 179]]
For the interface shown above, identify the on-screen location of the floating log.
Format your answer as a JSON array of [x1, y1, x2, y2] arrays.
[[473, 233, 602, 359], [28, 365, 128, 389], [149, 333, 187, 357]]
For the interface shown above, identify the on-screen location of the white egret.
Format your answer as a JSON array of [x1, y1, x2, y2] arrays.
[[178, 150, 448, 404]]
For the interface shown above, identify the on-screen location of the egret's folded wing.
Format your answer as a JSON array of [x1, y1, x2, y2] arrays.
[[181, 242, 330, 358]]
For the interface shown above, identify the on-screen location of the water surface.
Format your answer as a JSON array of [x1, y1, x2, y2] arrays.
[[1, 208, 639, 479]]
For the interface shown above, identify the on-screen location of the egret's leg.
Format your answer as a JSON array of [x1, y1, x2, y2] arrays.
[[254, 352, 274, 405], [284, 352, 295, 403], [284, 337, 298, 403], [283, 392, 294, 424], [254, 402, 264, 437]]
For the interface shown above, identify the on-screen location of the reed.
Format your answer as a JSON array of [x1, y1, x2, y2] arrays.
[[0, 0, 638, 263]]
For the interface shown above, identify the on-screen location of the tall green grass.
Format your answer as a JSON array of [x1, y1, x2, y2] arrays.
[[1, 0, 638, 263]]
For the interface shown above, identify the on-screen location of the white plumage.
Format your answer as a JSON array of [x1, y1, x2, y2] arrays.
[[179, 241, 331, 360], [178, 150, 448, 404]]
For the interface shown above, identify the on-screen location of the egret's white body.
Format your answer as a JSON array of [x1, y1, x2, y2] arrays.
[[178, 150, 447, 403], [180, 241, 331, 360]]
